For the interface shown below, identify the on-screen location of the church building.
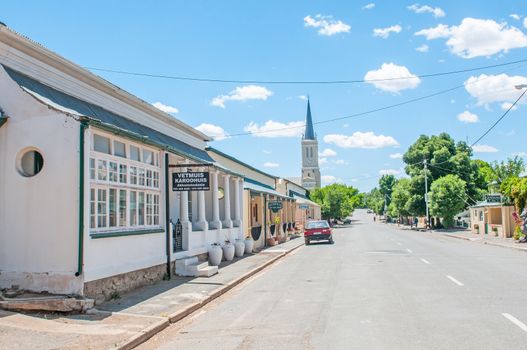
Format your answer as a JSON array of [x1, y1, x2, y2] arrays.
[[301, 99, 321, 190]]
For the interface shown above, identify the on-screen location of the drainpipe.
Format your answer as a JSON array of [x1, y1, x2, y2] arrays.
[[76, 121, 87, 277], [264, 195, 267, 246], [164, 152, 171, 279]]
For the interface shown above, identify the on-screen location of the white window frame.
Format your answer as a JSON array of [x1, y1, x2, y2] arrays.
[[89, 131, 162, 234]]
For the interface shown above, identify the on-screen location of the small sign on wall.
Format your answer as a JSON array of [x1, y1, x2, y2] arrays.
[[268, 201, 283, 212], [172, 172, 210, 191], [485, 194, 502, 203]]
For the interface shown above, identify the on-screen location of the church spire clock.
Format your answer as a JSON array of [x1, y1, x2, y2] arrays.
[[301, 98, 321, 189]]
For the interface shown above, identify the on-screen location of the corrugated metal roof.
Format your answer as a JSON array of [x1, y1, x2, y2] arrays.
[[3, 65, 214, 163], [292, 194, 320, 207], [244, 180, 291, 199]]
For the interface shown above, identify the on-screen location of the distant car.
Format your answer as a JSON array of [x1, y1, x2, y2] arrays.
[[343, 218, 352, 224], [367, 209, 373, 214], [304, 220, 334, 245]]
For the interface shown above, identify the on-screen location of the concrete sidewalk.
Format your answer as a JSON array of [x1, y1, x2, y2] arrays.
[[388, 222, 527, 253], [0, 238, 304, 350]]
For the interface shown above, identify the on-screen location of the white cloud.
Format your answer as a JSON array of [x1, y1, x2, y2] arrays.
[[472, 144, 498, 153], [408, 4, 445, 18], [524, 17, 527, 28], [262, 149, 272, 154], [510, 14, 521, 21], [195, 123, 229, 141], [501, 102, 518, 111], [322, 175, 337, 183], [415, 24, 451, 39], [373, 25, 402, 39], [343, 123, 350, 128], [415, 44, 429, 52], [389, 153, 403, 159], [304, 14, 351, 36], [415, 18, 527, 58], [334, 159, 346, 165], [513, 151, 527, 157], [244, 120, 304, 138], [457, 111, 479, 123], [364, 63, 421, 93], [319, 148, 337, 157], [263, 162, 279, 168], [362, 3, 375, 10], [298, 95, 308, 101], [152, 101, 179, 114], [464, 73, 527, 106], [324, 131, 399, 149], [319, 157, 329, 165], [379, 169, 401, 176], [211, 85, 273, 108], [450, 99, 456, 103]]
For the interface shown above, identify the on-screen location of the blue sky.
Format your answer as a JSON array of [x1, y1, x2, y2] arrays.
[[4, 1, 527, 191]]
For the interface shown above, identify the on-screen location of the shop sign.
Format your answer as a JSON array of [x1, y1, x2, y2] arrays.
[[268, 201, 283, 212], [299, 204, 309, 209], [172, 171, 210, 191], [485, 194, 502, 203]]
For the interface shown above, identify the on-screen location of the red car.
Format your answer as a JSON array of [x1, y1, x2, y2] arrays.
[[304, 220, 334, 245]]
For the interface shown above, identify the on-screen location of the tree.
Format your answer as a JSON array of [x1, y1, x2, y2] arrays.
[[429, 175, 467, 228], [389, 178, 412, 218], [310, 184, 362, 220], [379, 174, 396, 207], [364, 188, 385, 215], [491, 156, 525, 184]]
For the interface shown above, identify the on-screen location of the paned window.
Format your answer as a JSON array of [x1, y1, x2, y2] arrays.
[[89, 132, 161, 234]]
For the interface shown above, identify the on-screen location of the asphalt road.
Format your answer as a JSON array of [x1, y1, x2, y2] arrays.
[[138, 209, 527, 350]]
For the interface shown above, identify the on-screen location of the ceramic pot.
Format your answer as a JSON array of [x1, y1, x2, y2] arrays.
[[244, 238, 254, 254], [222, 242, 235, 261], [208, 244, 223, 266], [234, 240, 245, 257]]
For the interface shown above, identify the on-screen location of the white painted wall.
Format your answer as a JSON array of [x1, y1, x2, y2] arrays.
[[0, 66, 83, 294]]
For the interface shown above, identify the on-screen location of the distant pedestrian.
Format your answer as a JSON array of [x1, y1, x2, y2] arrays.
[[374, 216, 376, 222]]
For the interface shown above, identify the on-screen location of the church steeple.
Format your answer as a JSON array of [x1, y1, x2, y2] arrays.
[[304, 98, 316, 140], [301, 97, 321, 190]]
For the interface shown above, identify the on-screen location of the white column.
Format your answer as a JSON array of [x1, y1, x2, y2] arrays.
[[196, 180, 208, 231], [210, 171, 222, 229], [179, 165, 192, 234], [233, 177, 241, 227], [222, 174, 232, 228], [191, 191, 198, 225]]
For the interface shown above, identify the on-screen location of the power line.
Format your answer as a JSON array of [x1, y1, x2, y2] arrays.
[[84, 58, 527, 85], [470, 88, 527, 147]]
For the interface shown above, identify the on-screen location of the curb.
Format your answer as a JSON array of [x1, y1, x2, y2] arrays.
[[114, 241, 304, 350], [483, 240, 527, 252], [440, 233, 474, 241]]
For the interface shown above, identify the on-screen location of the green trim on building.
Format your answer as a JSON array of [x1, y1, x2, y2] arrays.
[[0, 116, 8, 128], [90, 228, 165, 239]]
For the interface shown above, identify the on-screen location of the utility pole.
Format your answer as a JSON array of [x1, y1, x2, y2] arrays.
[[423, 159, 430, 229], [384, 194, 387, 223]]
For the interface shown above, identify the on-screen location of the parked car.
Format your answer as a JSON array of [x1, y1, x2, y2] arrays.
[[367, 209, 373, 214], [343, 218, 352, 224], [304, 220, 334, 245]]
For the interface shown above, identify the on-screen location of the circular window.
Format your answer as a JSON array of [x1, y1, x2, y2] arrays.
[[18, 149, 44, 177]]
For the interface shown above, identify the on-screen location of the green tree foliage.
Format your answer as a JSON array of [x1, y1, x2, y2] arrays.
[[500, 177, 527, 211], [491, 156, 525, 184], [363, 188, 385, 215], [429, 175, 467, 228], [310, 184, 361, 220], [379, 174, 396, 207], [388, 178, 412, 218]]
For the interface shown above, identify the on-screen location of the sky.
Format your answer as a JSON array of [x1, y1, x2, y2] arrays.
[[3, 1, 527, 191]]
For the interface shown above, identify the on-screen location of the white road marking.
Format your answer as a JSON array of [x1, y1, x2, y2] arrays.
[[446, 275, 464, 286], [397, 242, 402, 246], [406, 248, 413, 253], [420, 258, 431, 265], [502, 313, 527, 333]]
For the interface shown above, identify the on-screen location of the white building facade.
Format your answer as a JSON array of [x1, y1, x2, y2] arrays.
[[0, 25, 243, 301]]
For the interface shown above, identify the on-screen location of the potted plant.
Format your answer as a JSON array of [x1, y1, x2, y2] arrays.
[[244, 235, 254, 254], [222, 240, 235, 261], [492, 225, 499, 237], [234, 238, 245, 257], [208, 243, 223, 266]]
